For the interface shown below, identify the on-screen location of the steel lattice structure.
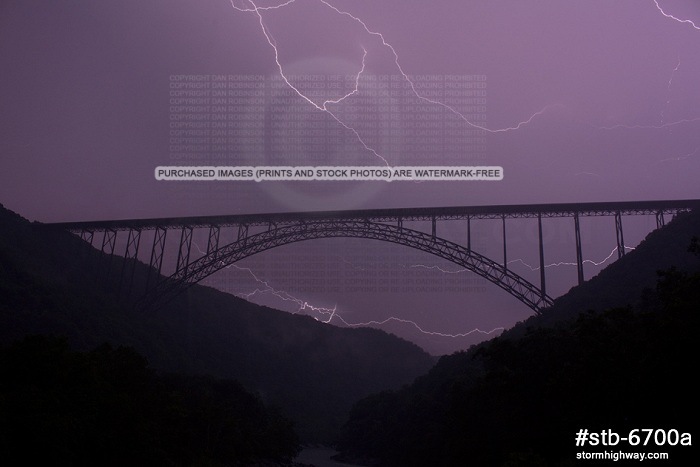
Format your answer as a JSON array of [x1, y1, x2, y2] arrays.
[[47, 199, 700, 313], [142, 220, 553, 312]]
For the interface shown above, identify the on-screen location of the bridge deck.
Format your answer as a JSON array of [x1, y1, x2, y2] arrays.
[[47, 199, 700, 231]]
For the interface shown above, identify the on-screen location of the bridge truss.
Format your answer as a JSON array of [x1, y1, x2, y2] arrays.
[[48, 199, 700, 314]]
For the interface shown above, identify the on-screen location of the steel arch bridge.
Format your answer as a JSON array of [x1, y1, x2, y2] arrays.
[[47, 199, 700, 313]]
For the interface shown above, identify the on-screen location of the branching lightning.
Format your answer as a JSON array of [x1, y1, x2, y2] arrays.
[[376, 244, 636, 274], [231, 263, 505, 338], [206, 0, 696, 342], [193, 242, 501, 338], [229, 0, 554, 166], [344, 241, 637, 279], [228, 263, 340, 316], [652, 0, 700, 30], [594, 57, 700, 167], [232, 1, 391, 165], [193, 241, 339, 315], [328, 314, 504, 338], [192, 236, 642, 341], [309, 0, 555, 134], [507, 246, 636, 272], [591, 0, 700, 132]]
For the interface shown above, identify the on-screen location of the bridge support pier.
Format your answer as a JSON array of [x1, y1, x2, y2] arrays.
[[538, 213, 546, 299], [467, 216, 471, 251], [100, 228, 117, 256], [207, 225, 220, 255], [146, 226, 167, 292], [118, 228, 141, 297], [100, 228, 117, 285], [615, 211, 625, 259], [175, 226, 193, 279], [656, 211, 665, 229], [80, 229, 94, 246], [237, 224, 249, 246], [502, 215, 507, 270], [574, 213, 584, 285]]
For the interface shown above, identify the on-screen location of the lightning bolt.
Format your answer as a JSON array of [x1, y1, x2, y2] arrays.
[[667, 56, 681, 91], [308, 0, 555, 134], [192, 241, 338, 315], [229, 0, 555, 167], [409, 264, 469, 274], [231, 0, 296, 13], [654, 145, 700, 164], [231, 264, 503, 338], [233, 1, 391, 165], [584, 55, 699, 144], [652, 0, 700, 30], [344, 242, 637, 282], [507, 246, 636, 272], [597, 116, 700, 131], [661, 56, 681, 124], [328, 314, 504, 339], [229, 263, 340, 316], [382, 245, 635, 274], [194, 241, 503, 338], [585, 0, 700, 134]]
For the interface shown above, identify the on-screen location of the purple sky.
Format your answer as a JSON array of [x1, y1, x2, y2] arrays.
[[2, 0, 699, 354]]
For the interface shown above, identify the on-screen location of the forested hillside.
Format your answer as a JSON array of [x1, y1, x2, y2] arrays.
[[0, 335, 299, 465], [336, 211, 700, 466], [0, 204, 434, 443]]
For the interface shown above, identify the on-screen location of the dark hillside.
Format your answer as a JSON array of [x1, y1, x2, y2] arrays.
[[523, 209, 700, 329], [337, 210, 700, 466], [0, 335, 300, 466], [0, 203, 434, 442]]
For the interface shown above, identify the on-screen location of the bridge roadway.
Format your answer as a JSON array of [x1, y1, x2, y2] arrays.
[[47, 199, 700, 313], [49, 199, 700, 231]]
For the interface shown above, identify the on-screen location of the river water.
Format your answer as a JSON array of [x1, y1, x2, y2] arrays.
[[294, 447, 364, 467]]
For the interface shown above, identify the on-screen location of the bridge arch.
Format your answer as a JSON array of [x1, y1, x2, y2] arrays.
[[148, 220, 553, 313]]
